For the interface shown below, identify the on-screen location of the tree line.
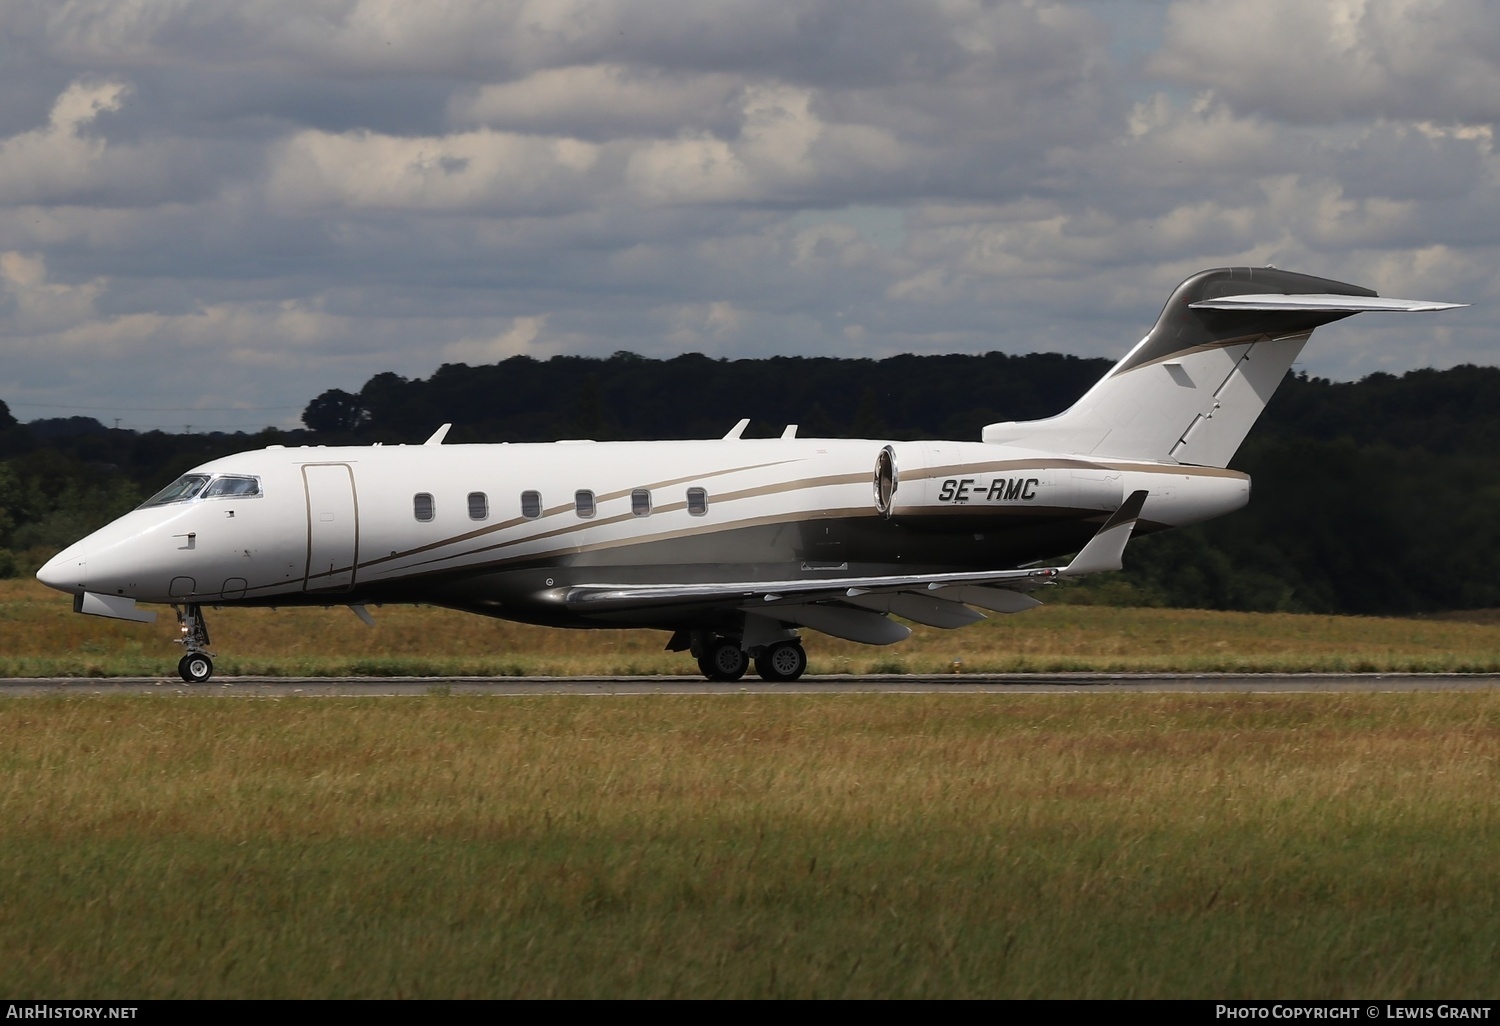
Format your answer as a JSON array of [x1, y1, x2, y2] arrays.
[[6, 352, 1500, 616]]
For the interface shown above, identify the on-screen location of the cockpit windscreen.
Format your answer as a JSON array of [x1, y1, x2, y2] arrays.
[[204, 475, 261, 498], [139, 474, 211, 508], [139, 473, 262, 508]]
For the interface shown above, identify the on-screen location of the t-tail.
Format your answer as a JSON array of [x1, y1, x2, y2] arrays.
[[981, 267, 1465, 467]]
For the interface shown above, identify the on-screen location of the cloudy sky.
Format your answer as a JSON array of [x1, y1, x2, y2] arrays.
[[1, 0, 1495, 433]]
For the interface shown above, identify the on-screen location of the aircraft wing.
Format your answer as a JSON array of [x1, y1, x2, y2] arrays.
[[565, 492, 1148, 644]]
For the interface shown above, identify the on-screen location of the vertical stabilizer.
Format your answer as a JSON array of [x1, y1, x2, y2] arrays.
[[981, 267, 1462, 467]]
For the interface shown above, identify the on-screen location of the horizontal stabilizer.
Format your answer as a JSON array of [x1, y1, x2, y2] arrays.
[[1190, 293, 1466, 313], [1060, 490, 1148, 577], [76, 591, 158, 624]]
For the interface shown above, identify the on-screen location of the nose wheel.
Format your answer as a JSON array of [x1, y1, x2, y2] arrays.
[[172, 603, 215, 683], [178, 651, 214, 683]]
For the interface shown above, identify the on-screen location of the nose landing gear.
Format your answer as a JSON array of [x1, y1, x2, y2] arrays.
[[172, 603, 214, 683]]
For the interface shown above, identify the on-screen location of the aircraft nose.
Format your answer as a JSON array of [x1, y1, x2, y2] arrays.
[[36, 544, 86, 593]]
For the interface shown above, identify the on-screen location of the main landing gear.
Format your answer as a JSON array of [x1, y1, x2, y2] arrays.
[[754, 640, 808, 682], [697, 638, 749, 681], [172, 603, 214, 683], [693, 635, 808, 683]]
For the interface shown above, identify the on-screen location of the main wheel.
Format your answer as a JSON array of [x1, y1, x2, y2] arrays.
[[697, 640, 748, 682], [178, 652, 213, 683], [755, 640, 807, 682]]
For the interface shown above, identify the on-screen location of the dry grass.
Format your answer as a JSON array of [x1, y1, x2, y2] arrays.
[[1, 692, 1497, 997], [4, 579, 1500, 676]]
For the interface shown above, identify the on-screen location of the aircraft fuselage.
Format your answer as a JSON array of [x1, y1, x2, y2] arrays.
[[39, 437, 1247, 632]]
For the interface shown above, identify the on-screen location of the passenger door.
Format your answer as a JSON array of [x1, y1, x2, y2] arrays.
[[303, 463, 358, 592]]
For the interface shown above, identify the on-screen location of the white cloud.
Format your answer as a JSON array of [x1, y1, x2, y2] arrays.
[[624, 83, 908, 205], [1152, 0, 1500, 124], [442, 314, 550, 363], [0, 0, 1494, 432], [0, 80, 126, 204], [663, 301, 747, 347], [0, 251, 106, 334], [267, 127, 601, 213], [450, 65, 744, 139]]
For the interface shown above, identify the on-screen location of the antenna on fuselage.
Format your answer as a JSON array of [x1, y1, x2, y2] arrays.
[[424, 423, 452, 445]]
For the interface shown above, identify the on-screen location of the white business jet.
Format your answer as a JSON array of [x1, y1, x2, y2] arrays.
[[37, 268, 1463, 683]]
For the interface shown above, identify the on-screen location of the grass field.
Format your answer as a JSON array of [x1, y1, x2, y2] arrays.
[[1, 692, 1496, 998], [5, 579, 1500, 676]]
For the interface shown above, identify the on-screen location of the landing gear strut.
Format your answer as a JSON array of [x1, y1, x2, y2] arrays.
[[172, 603, 214, 683]]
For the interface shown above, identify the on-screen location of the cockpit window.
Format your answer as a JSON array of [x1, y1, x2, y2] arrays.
[[203, 475, 262, 499], [140, 474, 211, 508], [139, 473, 262, 509]]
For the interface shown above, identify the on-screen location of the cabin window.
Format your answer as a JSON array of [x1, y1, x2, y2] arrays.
[[414, 493, 435, 522], [687, 487, 708, 516], [631, 488, 652, 517], [204, 475, 262, 499], [139, 474, 210, 508], [468, 491, 488, 520], [520, 490, 542, 519], [575, 490, 596, 519]]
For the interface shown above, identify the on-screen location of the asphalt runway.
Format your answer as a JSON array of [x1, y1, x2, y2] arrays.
[[1, 673, 1498, 696]]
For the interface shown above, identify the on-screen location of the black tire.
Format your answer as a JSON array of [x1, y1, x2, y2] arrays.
[[697, 640, 748, 682], [178, 652, 213, 683], [755, 640, 807, 682]]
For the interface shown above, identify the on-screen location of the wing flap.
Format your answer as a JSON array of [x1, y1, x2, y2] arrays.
[[842, 591, 987, 629], [929, 585, 1042, 613], [757, 603, 912, 645]]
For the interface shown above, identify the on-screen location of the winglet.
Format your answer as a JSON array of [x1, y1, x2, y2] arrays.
[[1060, 490, 1148, 577], [424, 423, 452, 446], [723, 418, 750, 440]]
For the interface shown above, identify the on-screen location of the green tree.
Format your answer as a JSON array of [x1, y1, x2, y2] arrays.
[[302, 389, 369, 434]]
